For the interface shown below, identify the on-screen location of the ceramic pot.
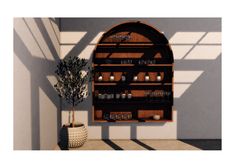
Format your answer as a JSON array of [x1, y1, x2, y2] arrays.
[[133, 76, 138, 81], [145, 75, 150, 81], [121, 93, 126, 99], [121, 75, 126, 82], [157, 75, 162, 81], [153, 115, 161, 120], [98, 76, 103, 81], [60, 123, 88, 148], [110, 75, 114, 81], [115, 93, 120, 99]]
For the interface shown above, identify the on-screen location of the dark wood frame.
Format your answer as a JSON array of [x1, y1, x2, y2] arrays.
[[92, 21, 174, 123]]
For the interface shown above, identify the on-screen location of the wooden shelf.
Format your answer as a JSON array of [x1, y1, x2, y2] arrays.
[[96, 43, 170, 46], [94, 82, 171, 86], [93, 119, 172, 123], [93, 100, 172, 106], [92, 21, 174, 123], [94, 64, 173, 67]]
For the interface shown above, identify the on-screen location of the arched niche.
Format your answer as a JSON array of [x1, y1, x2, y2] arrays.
[[92, 21, 174, 123]]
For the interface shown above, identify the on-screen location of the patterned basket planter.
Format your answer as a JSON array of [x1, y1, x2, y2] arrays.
[[67, 123, 88, 148], [60, 123, 88, 149]]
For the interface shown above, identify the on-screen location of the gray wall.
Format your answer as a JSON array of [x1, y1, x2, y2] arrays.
[[14, 18, 61, 150], [13, 18, 221, 150], [60, 18, 221, 139]]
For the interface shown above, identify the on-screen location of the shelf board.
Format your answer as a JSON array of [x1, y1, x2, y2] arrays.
[[96, 43, 170, 47], [93, 100, 172, 105], [94, 82, 172, 86], [94, 64, 173, 67], [93, 119, 172, 123], [130, 83, 170, 86]]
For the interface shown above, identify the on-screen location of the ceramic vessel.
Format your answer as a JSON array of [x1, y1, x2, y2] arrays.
[[98, 76, 103, 81], [61, 123, 88, 148], [133, 76, 138, 81], [153, 115, 161, 120], [121, 93, 126, 99], [145, 75, 150, 81], [110, 75, 114, 81], [157, 75, 162, 81]]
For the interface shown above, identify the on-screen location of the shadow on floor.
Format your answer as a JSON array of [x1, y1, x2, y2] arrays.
[[179, 139, 221, 150], [131, 139, 155, 150], [102, 139, 123, 150]]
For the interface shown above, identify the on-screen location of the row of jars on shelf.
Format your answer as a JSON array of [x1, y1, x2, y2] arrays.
[[108, 112, 132, 120], [96, 72, 163, 82], [96, 91, 133, 100], [95, 90, 171, 100], [120, 59, 161, 65]]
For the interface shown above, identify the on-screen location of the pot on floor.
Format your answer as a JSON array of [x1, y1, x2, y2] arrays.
[[60, 123, 88, 149]]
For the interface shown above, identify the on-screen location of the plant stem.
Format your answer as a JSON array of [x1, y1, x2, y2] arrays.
[[72, 106, 75, 127], [72, 99, 75, 127]]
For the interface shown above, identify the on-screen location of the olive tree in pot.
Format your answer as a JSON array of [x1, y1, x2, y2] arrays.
[[54, 56, 90, 148]]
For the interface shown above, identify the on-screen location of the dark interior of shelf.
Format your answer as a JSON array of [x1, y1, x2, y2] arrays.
[[92, 21, 174, 123]]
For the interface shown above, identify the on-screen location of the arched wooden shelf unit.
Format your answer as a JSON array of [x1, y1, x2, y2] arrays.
[[92, 21, 174, 122]]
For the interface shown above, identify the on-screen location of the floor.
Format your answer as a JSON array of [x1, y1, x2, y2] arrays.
[[55, 139, 221, 150]]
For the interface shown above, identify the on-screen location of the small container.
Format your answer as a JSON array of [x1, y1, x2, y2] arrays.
[[127, 93, 132, 99], [98, 75, 103, 81], [156, 73, 162, 81], [122, 114, 128, 120], [110, 75, 115, 81], [145, 75, 150, 81], [110, 114, 115, 120], [157, 75, 161, 81], [127, 113, 132, 120], [116, 114, 121, 120], [153, 115, 161, 120], [121, 93, 126, 99], [133, 76, 138, 81], [100, 94, 105, 99], [110, 94, 114, 99], [98, 93, 102, 99], [121, 75, 126, 82], [107, 94, 112, 100], [115, 93, 120, 99], [95, 110, 103, 119]]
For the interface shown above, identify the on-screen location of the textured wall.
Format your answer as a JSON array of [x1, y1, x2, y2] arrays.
[[60, 18, 221, 139], [14, 18, 61, 149]]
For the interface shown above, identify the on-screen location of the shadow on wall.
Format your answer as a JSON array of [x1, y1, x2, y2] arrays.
[[60, 18, 221, 139], [14, 18, 221, 144], [14, 18, 61, 150]]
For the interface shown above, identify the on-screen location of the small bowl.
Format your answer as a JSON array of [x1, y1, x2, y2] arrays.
[[110, 76, 115, 81], [98, 93, 102, 99], [98, 76, 103, 81], [153, 115, 161, 120], [121, 75, 126, 82], [145, 76, 150, 81], [121, 93, 126, 99], [157, 75, 162, 81], [133, 76, 138, 81], [115, 94, 120, 99]]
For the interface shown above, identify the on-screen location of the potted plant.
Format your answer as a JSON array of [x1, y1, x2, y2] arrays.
[[54, 56, 90, 149]]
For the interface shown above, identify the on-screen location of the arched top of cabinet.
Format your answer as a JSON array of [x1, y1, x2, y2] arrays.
[[98, 21, 169, 45]]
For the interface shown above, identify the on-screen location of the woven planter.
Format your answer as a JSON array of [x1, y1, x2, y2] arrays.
[[67, 123, 88, 148], [60, 123, 88, 149]]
